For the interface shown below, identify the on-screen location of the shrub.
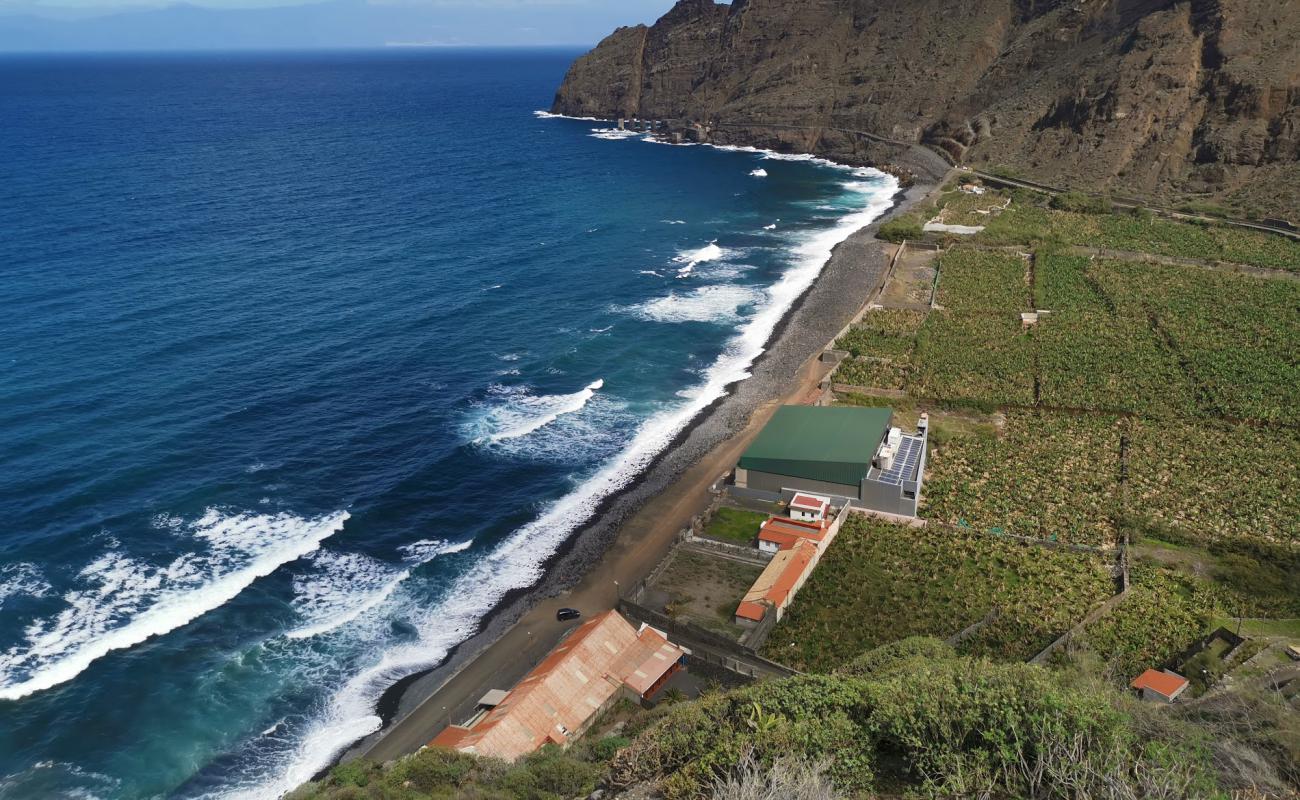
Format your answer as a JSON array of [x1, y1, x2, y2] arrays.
[[877, 217, 923, 242], [609, 652, 1219, 800], [836, 636, 955, 678], [1051, 190, 1113, 214]]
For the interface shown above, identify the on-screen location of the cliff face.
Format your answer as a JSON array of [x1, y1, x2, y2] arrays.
[[553, 0, 1300, 213]]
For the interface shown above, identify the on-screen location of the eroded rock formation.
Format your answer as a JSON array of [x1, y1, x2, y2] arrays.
[[554, 0, 1300, 214]]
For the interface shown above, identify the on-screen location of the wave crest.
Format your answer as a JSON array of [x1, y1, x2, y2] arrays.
[[0, 509, 348, 701], [468, 379, 604, 444]]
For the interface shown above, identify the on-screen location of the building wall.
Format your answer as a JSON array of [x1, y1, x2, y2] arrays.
[[741, 469, 859, 501]]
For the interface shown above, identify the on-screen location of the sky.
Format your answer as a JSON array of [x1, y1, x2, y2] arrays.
[[0, 0, 683, 49]]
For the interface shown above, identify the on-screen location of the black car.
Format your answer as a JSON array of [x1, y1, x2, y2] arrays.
[[556, 608, 581, 622]]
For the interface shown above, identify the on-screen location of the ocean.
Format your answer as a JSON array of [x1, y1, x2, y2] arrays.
[[0, 49, 896, 799]]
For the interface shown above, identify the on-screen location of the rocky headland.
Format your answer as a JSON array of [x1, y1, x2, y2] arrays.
[[553, 0, 1300, 216]]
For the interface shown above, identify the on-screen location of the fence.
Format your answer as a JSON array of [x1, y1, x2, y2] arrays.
[[682, 534, 772, 566], [945, 608, 999, 647], [617, 599, 799, 680], [1027, 542, 1131, 665]]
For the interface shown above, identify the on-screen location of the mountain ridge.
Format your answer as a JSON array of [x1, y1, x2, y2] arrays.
[[553, 0, 1300, 215]]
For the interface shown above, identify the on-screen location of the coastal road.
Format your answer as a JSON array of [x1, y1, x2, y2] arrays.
[[361, 334, 841, 763]]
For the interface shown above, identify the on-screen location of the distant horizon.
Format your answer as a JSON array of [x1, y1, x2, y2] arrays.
[[0, 0, 676, 51]]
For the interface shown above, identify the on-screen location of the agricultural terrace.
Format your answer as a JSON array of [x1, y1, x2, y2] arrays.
[[977, 202, 1300, 271], [1068, 564, 1215, 683], [760, 516, 1114, 671], [830, 235, 1299, 547]]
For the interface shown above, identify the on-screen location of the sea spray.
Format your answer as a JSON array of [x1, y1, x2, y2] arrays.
[[0, 510, 349, 701]]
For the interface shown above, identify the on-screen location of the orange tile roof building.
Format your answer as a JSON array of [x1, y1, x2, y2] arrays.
[[736, 540, 819, 623], [736, 502, 847, 627], [757, 515, 830, 554], [429, 611, 686, 762], [1130, 669, 1190, 703]]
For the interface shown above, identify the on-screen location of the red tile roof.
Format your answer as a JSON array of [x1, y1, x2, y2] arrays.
[[736, 541, 818, 621], [429, 611, 684, 762], [790, 493, 829, 511], [1131, 669, 1188, 697], [758, 516, 828, 550]]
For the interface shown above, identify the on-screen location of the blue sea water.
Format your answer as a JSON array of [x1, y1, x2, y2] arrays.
[[0, 50, 896, 799]]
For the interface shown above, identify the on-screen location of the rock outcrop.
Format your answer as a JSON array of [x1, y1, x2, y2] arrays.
[[553, 0, 1300, 215]]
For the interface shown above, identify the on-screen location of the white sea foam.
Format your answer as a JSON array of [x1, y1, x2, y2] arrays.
[[0, 509, 348, 701], [764, 224, 778, 230], [662, 220, 687, 225], [532, 110, 603, 122], [673, 241, 726, 278], [638, 270, 664, 277], [0, 563, 51, 609], [397, 538, 474, 564], [626, 284, 765, 324], [284, 552, 408, 641], [749, 168, 768, 178], [214, 124, 899, 800], [469, 379, 605, 444], [588, 128, 642, 141]]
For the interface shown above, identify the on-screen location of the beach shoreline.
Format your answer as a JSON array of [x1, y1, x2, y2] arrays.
[[334, 153, 947, 772]]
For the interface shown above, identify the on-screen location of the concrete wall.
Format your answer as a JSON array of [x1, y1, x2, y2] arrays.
[[742, 469, 860, 501]]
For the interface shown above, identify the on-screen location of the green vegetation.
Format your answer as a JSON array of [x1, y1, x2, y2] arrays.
[[611, 643, 1222, 800], [1091, 259, 1300, 425], [831, 310, 925, 389], [1050, 190, 1113, 214], [288, 745, 600, 800], [978, 202, 1300, 271], [700, 507, 767, 545], [1069, 564, 1214, 683], [922, 412, 1124, 546], [877, 216, 923, 242], [761, 517, 1113, 669], [911, 312, 1035, 406]]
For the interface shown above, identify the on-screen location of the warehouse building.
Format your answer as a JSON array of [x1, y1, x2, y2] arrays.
[[734, 406, 928, 517], [429, 611, 687, 762]]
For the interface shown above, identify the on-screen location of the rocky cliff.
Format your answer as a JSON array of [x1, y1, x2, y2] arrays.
[[553, 0, 1300, 214]]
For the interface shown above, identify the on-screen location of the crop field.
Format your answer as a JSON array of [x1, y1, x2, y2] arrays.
[[835, 357, 909, 390], [921, 411, 1124, 546], [1072, 564, 1213, 683], [1036, 311, 1195, 414], [910, 313, 1035, 406], [1033, 252, 1107, 311], [761, 516, 1114, 670], [832, 310, 927, 389], [936, 250, 1029, 312], [1090, 260, 1300, 425], [977, 204, 1300, 271], [1128, 420, 1300, 544]]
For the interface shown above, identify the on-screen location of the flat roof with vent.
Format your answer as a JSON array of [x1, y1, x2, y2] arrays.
[[739, 406, 891, 486]]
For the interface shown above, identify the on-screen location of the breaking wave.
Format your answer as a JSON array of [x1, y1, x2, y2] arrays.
[[0, 563, 51, 609], [468, 379, 605, 444], [749, 168, 768, 178], [219, 125, 900, 800], [673, 242, 726, 278], [0, 509, 348, 701], [624, 284, 765, 324]]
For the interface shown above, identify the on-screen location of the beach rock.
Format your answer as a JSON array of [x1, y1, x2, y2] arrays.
[[553, 0, 1300, 215]]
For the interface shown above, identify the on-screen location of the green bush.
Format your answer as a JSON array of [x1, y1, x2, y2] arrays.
[[609, 652, 1218, 800], [1051, 190, 1113, 214], [877, 217, 924, 242], [836, 636, 955, 678]]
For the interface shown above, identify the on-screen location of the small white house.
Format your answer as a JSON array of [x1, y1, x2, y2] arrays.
[[788, 493, 830, 522]]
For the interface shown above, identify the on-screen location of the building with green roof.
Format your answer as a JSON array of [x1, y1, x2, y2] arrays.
[[735, 405, 928, 517]]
